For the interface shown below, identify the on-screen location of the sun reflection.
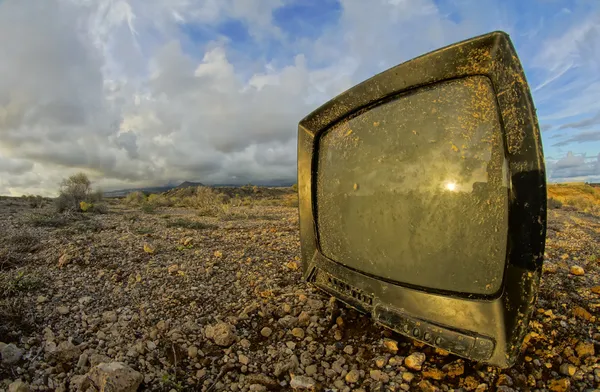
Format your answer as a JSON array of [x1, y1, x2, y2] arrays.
[[445, 181, 457, 192]]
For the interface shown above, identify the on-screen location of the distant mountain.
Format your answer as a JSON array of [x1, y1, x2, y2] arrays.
[[104, 179, 295, 198], [175, 181, 204, 189]]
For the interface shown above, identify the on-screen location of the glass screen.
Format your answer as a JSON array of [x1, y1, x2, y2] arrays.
[[316, 76, 509, 295]]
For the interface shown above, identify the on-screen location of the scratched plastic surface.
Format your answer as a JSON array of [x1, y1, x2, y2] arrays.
[[316, 76, 509, 295]]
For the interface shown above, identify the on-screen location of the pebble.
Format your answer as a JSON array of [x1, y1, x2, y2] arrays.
[[402, 372, 414, 383], [102, 311, 117, 323], [374, 356, 387, 368], [345, 369, 360, 383], [419, 379, 439, 392], [291, 328, 305, 339], [188, 346, 198, 358], [423, 368, 444, 380], [205, 322, 237, 347], [238, 354, 250, 365], [343, 345, 353, 355], [8, 380, 29, 392], [56, 306, 69, 315], [559, 363, 576, 376], [570, 265, 585, 276], [36, 295, 48, 303], [289, 375, 316, 390], [370, 369, 389, 383], [305, 364, 317, 376], [1, 343, 23, 364], [575, 341, 595, 358], [260, 327, 273, 337], [548, 378, 570, 392], [383, 338, 399, 353], [404, 352, 426, 371]]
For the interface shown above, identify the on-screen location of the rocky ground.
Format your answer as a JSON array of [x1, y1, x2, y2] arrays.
[[0, 196, 599, 392]]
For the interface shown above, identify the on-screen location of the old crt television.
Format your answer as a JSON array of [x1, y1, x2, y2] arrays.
[[297, 32, 546, 368]]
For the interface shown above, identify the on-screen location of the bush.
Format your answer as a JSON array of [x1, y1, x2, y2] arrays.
[[125, 191, 147, 206], [165, 218, 215, 230], [55, 172, 102, 213], [548, 198, 562, 209], [140, 203, 155, 214], [148, 193, 170, 207], [92, 203, 109, 214], [23, 195, 44, 208], [291, 183, 298, 192], [188, 187, 224, 216]]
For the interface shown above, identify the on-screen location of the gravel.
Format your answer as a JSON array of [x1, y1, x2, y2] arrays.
[[0, 197, 599, 391]]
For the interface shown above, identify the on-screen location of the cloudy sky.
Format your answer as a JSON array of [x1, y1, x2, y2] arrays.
[[0, 0, 599, 196]]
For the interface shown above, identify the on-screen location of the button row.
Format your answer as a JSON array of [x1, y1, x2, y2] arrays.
[[374, 306, 495, 361]]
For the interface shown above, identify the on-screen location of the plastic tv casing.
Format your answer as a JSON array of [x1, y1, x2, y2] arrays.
[[297, 31, 546, 368]]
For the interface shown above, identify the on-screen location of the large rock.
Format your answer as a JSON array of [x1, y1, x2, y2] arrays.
[[86, 362, 143, 392], [1, 343, 24, 364], [8, 380, 30, 392], [405, 352, 426, 371], [289, 375, 316, 390], [205, 322, 236, 347], [53, 341, 82, 363]]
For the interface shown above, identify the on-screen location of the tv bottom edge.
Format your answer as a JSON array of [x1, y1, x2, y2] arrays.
[[308, 266, 516, 367]]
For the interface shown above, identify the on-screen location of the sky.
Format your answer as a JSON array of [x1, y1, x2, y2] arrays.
[[0, 0, 599, 196]]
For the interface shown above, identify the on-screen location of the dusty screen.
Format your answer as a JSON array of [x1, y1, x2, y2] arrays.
[[316, 76, 509, 295]]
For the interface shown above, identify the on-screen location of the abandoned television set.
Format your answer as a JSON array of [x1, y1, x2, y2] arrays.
[[297, 31, 546, 368]]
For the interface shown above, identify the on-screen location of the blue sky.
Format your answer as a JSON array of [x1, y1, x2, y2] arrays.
[[0, 0, 599, 195]]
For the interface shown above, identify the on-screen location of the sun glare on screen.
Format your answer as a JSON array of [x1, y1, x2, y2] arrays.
[[445, 181, 457, 192]]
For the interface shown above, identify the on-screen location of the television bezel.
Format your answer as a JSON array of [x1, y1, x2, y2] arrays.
[[297, 31, 546, 367]]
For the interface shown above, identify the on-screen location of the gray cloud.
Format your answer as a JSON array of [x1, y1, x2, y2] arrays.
[[557, 111, 600, 130], [548, 151, 600, 180], [552, 130, 600, 146]]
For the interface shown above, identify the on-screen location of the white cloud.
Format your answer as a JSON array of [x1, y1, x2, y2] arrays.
[[0, 0, 598, 195]]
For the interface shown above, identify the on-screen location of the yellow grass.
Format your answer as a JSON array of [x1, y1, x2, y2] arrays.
[[547, 183, 600, 214]]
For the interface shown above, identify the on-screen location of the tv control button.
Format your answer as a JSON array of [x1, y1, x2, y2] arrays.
[[403, 324, 409, 333], [423, 332, 432, 342], [412, 328, 420, 338], [472, 337, 495, 360], [434, 336, 442, 346]]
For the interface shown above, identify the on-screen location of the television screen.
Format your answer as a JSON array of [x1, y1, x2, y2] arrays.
[[316, 76, 508, 296]]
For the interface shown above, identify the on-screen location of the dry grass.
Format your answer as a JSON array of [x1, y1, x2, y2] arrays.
[[547, 183, 600, 215]]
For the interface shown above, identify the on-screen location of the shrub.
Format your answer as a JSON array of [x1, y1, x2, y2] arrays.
[[188, 186, 224, 216], [140, 203, 155, 214], [55, 172, 103, 213], [125, 191, 147, 206], [291, 183, 298, 192], [148, 193, 171, 207], [165, 218, 215, 230], [91, 203, 109, 214], [80, 201, 92, 212], [23, 195, 44, 208], [0, 270, 43, 297], [28, 212, 69, 228], [548, 198, 562, 209]]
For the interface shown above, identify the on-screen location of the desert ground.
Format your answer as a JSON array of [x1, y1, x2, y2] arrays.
[[0, 184, 599, 392]]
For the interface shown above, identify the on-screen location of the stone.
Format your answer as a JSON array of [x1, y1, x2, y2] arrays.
[[89, 353, 111, 367], [573, 306, 594, 321], [475, 384, 488, 392], [570, 265, 585, 276], [559, 363, 576, 376], [188, 346, 198, 358], [260, 327, 272, 337], [402, 372, 414, 383], [87, 362, 143, 392], [463, 376, 479, 390], [496, 374, 513, 386], [205, 322, 236, 347], [8, 380, 30, 392], [383, 339, 399, 353], [445, 360, 464, 377], [591, 286, 600, 295], [419, 380, 439, 392], [78, 296, 93, 305], [575, 341, 595, 358], [102, 311, 118, 323], [305, 364, 317, 376], [249, 385, 267, 392], [291, 328, 305, 339], [343, 345, 353, 355], [167, 264, 179, 274], [548, 378, 570, 392], [36, 295, 48, 303], [423, 368, 444, 380], [289, 375, 316, 390], [54, 341, 81, 363], [374, 356, 387, 368], [370, 370, 389, 383], [1, 343, 23, 364], [244, 374, 278, 388], [346, 369, 360, 384], [298, 311, 311, 326], [238, 354, 250, 365], [404, 352, 426, 371], [57, 306, 70, 315], [69, 375, 88, 391], [77, 353, 89, 369], [543, 263, 558, 274]]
